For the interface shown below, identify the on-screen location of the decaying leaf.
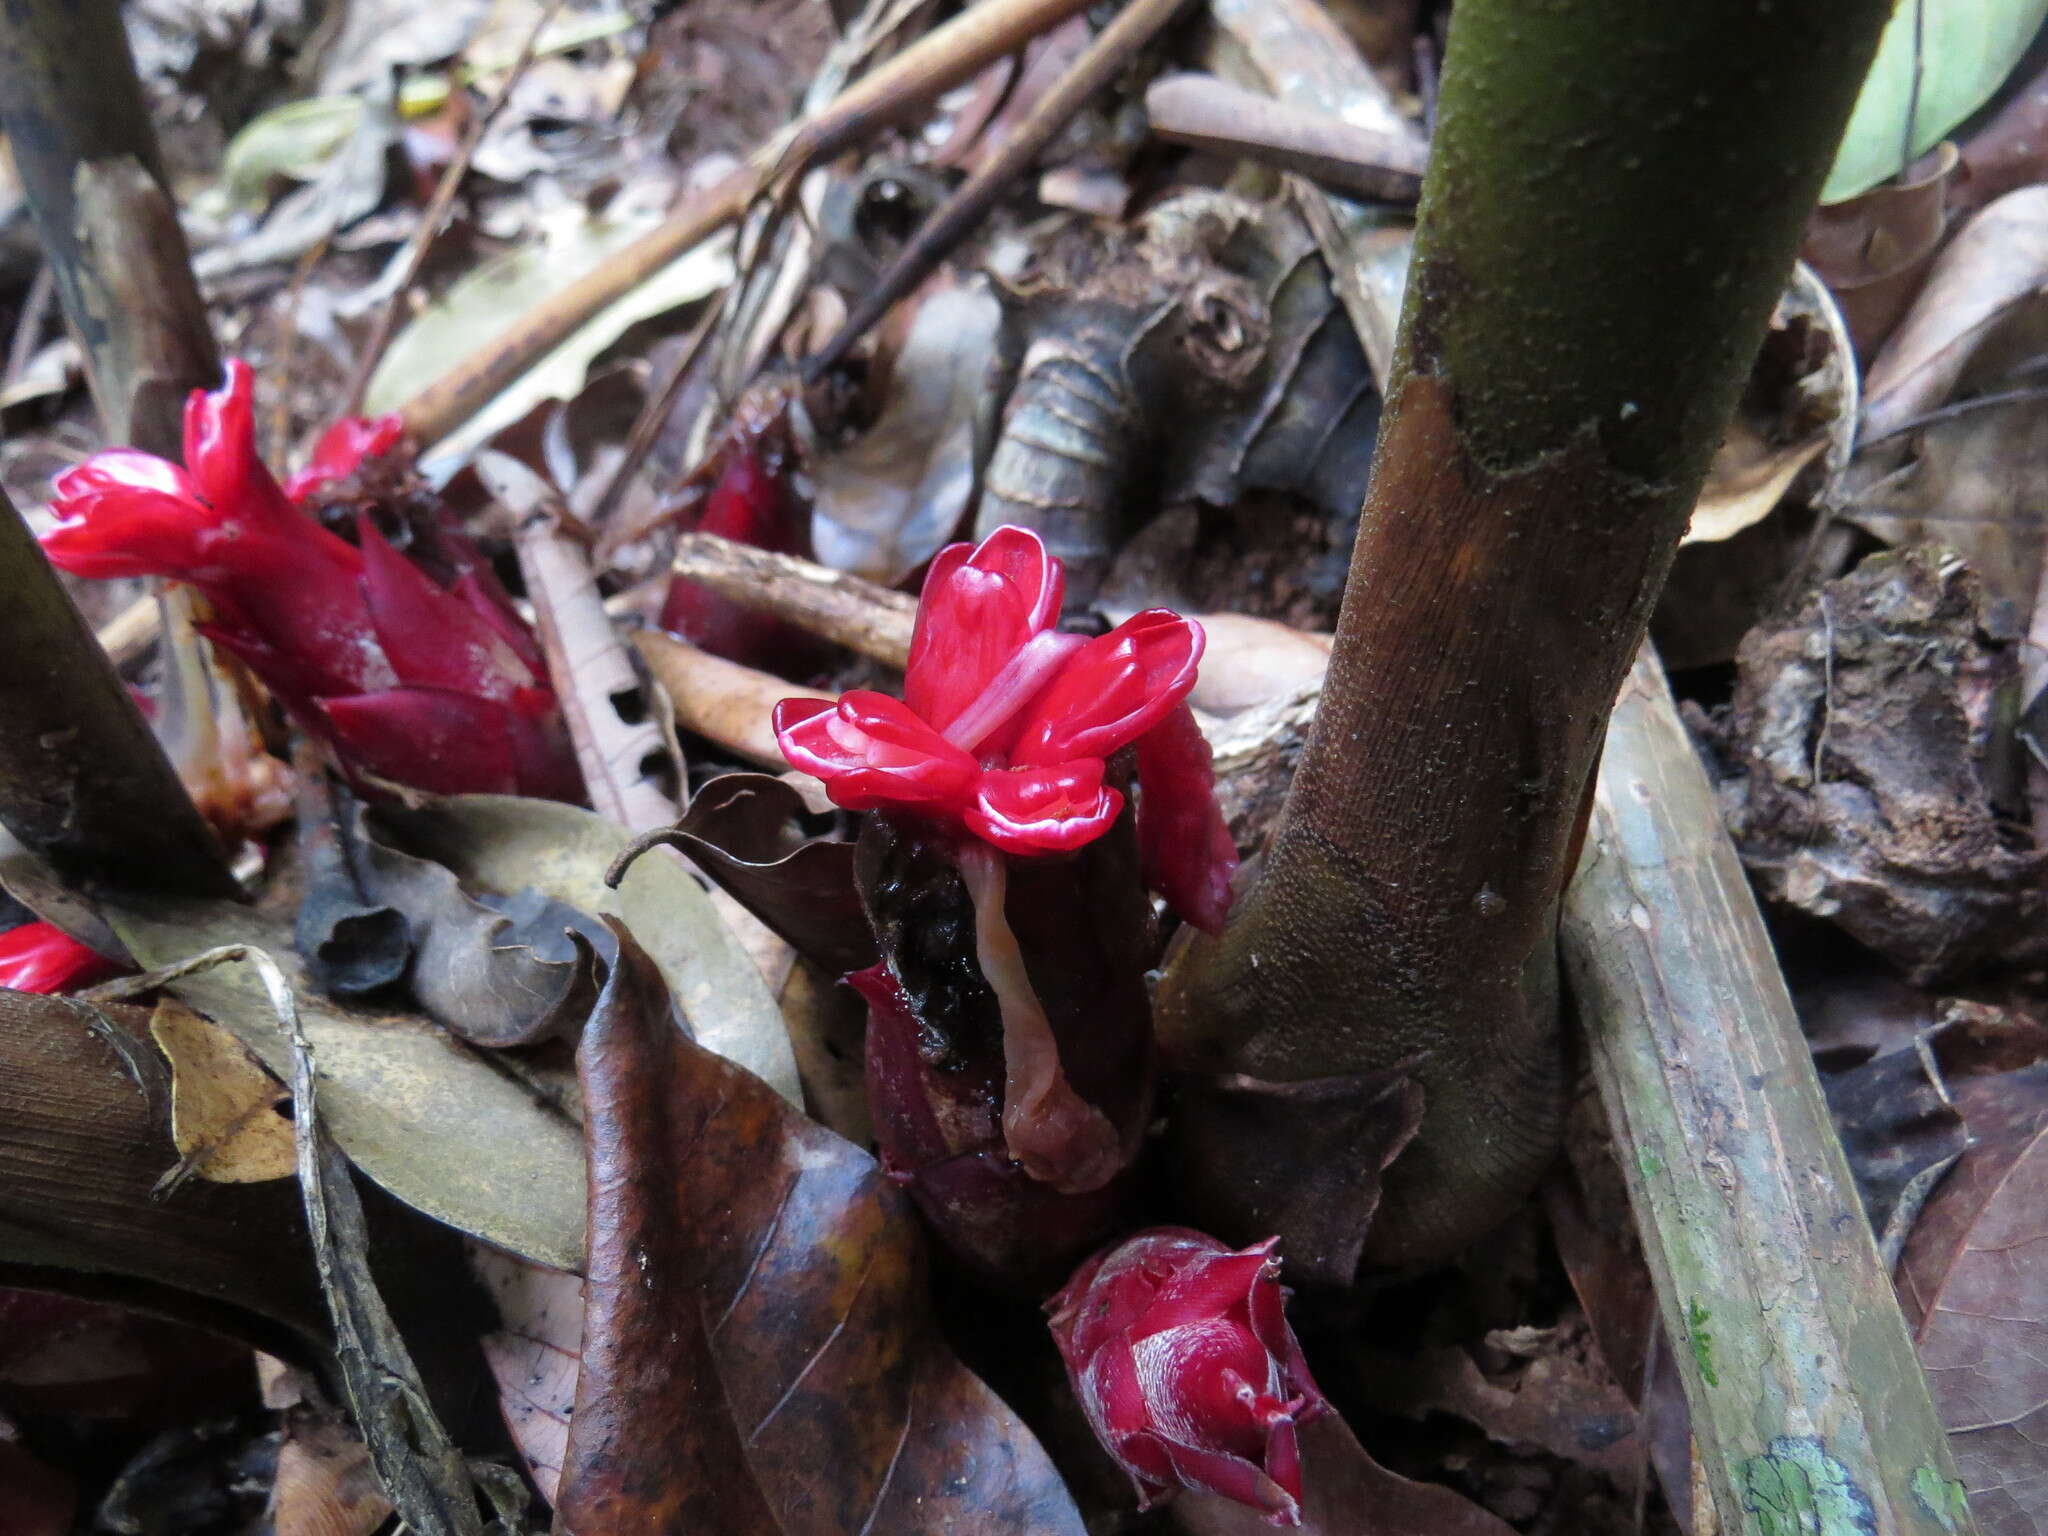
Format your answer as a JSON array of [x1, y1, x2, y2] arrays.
[[377, 794, 798, 1104], [0, 988, 328, 1359], [556, 918, 1087, 1535], [1683, 264, 1853, 546], [293, 771, 411, 1000], [472, 1245, 582, 1507], [1171, 1416, 1515, 1536], [1862, 185, 2048, 440], [811, 282, 1002, 585], [269, 1408, 395, 1536], [1818, 1043, 1967, 1267], [1804, 144, 1958, 358], [149, 998, 298, 1186], [1705, 547, 2043, 982], [616, 772, 873, 977], [104, 896, 587, 1271], [1897, 1065, 2048, 1534], [349, 802, 606, 1051]]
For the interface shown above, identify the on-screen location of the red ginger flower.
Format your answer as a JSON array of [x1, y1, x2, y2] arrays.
[[42, 362, 577, 801], [0, 921, 121, 994], [1049, 1227, 1329, 1526], [774, 526, 1238, 929]]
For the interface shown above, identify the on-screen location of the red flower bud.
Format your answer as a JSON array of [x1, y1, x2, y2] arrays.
[[42, 361, 578, 801], [1048, 1227, 1329, 1526], [0, 921, 121, 994]]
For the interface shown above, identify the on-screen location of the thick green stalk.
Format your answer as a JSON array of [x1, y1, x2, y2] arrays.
[[0, 0, 218, 455], [1158, 0, 1891, 1269]]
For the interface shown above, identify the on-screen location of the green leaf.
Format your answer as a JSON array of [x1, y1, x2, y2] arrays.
[[1824, 0, 2048, 204], [221, 96, 366, 208]]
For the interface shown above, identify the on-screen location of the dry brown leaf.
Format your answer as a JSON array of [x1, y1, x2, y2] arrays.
[[270, 1409, 394, 1536], [149, 998, 297, 1185], [633, 628, 831, 768], [1864, 186, 2048, 439], [471, 1245, 582, 1507], [1897, 1065, 2048, 1534]]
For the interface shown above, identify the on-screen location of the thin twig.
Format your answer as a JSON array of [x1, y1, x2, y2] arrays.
[[339, 0, 566, 418], [396, 0, 1102, 449], [1141, 74, 1427, 204], [807, 0, 1198, 378], [3, 262, 54, 389], [582, 302, 721, 530]]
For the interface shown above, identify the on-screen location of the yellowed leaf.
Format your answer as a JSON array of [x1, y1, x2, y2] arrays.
[[149, 999, 297, 1184]]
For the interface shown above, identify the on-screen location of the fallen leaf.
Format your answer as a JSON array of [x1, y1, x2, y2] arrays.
[[633, 628, 833, 770], [1823, 0, 2048, 204], [103, 897, 587, 1271], [1897, 1064, 2048, 1534], [365, 186, 734, 469], [1166, 1068, 1423, 1290], [1863, 186, 2048, 440], [149, 998, 297, 1185], [556, 918, 1088, 1535], [1804, 143, 1958, 359], [1841, 394, 2048, 611], [0, 988, 328, 1357], [270, 1408, 394, 1536], [472, 1245, 582, 1507], [811, 283, 1001, 585], [221, 96, 368, 209], [1171, 1415, 1516, 1536], [620, 772, 873, 977], [1820, 1044, 1968, 1267], [377, 794, 798, 1105], [292, 770, 411, 1000]]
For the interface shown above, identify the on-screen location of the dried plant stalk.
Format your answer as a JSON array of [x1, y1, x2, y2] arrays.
[[1561, 648, 1978, 1536]]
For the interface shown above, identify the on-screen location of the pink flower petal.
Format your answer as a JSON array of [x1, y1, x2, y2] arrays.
[[773, 691, 979, 812], [904, 526, 1063, 735], [1009, 611, 1203, 766], [964, 760, 1123, 854], [284, 414, 405, 501], [182, 359, 303, 534], [1135, 704, 1238, 933], [0, 921, 121, 994]]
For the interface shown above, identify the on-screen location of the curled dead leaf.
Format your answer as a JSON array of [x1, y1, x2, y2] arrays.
[[557, 918, 1087, 1535]]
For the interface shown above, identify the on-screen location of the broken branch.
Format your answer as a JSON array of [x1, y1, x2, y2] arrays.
[[1561, 648, 1979, 1536]]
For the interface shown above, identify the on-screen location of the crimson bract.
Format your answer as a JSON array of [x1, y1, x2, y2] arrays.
[[773, 526, 1236, 930], [42, 361, 577, 801]]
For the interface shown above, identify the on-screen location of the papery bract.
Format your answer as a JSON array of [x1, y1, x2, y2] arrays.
[[42, 361, 578, 801], [1048, 1227, 1329, 1526], [0, 922, 121, 995]]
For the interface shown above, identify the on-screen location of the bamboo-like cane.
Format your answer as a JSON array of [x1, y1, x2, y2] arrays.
[[1561, 647, 1979, 1536]]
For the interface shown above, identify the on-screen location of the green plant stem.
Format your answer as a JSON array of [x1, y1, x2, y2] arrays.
[[1158, 0, 1892, 1269]]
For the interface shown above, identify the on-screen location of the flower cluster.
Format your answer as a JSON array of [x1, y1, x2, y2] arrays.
[[1049, 1228, 1328, 1526], [774, 527, 1236, 930], [42, 362, 577, 801]]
